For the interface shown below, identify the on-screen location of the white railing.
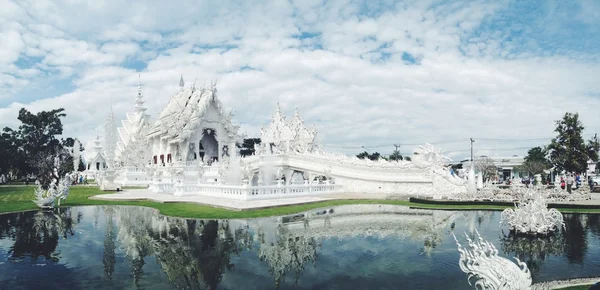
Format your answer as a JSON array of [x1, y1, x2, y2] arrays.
[[123, 166, 147, 172], [158, 182, 340, 200], [251, 154, 425, 175]]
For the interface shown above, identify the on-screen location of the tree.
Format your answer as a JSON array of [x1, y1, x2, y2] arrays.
[[588, 134, 600, 163], [16, 108, 66, 157], [520, 146, 550, 176], [368, 152, 381, 161], [475, 156, 497, 181], [524, 147, 548, 164], [1, 127, 28, 178], [547, 112, 597, 173], [238, 138, 261, 157], [356, 151, 381, 160], [2, 108, 71, 186], [356, 151, 369, 159], [388, 150, 403, 161]]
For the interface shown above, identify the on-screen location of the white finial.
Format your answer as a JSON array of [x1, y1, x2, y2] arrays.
[[137, 74, 141, 95], [134, 74, 146, 113], [179, 74, 185, 89]]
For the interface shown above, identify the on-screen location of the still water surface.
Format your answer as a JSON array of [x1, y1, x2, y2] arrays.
[[0, 205, 599, 290]]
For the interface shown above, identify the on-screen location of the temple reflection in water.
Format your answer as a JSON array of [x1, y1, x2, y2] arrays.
[[108, 204, 456, 289]]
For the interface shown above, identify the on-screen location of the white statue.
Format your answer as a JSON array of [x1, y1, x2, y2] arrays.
[[500, 187, 564, 235], [73, 139, 81, 171], [33, 174, 71, 209], [453, 231, 532, 290]]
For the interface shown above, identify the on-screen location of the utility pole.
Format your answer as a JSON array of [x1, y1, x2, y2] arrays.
[[470, 138, 475, 165], [393, 144, 400, 152]]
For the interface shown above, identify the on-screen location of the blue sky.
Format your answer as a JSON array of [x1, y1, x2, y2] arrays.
[[0, 0, 599, 159]]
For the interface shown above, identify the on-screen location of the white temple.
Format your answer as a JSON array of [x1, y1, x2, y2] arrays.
[[84, 134, 107, 174], [145, 80, 240, 166], [87, 75, 468, 198]]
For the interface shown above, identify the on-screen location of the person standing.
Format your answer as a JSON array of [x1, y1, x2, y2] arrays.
[[567, 174, 574, 194]]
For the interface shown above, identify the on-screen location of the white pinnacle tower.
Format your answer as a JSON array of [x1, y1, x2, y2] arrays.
[[134, 74, 147, 114]]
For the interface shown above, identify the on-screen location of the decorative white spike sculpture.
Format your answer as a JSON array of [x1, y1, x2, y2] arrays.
[[500, 187, 565, 235], [33, 175, 71, 209], [101, 109, 120, 191], [73, 139, 80, 171], [468, 166, 476, 194], [104, 109, 117, 169], [453, 230, 532, 290]]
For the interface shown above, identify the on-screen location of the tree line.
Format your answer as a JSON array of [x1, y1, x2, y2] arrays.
[[356, 150, 411, 161]]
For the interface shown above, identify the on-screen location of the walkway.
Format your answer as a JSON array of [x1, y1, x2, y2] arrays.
[[90, 188, 600, 211], [90, 189, 390, 211]]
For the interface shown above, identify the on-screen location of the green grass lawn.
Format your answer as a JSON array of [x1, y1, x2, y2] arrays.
[[2, 185, 600, 219]]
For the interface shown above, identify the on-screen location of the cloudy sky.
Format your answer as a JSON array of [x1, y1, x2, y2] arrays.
[[1, 0, 599, 160]]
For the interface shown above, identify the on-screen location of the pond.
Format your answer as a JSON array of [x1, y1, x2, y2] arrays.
[[0, 205, 599, 290]]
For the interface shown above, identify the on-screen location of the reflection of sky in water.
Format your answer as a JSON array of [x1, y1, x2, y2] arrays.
[[0, 206, 599, 290]]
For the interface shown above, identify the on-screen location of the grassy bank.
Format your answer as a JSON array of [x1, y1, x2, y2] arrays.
[[2, 186, 600, 219]]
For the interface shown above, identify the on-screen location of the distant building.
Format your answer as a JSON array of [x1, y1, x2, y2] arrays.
[[84, 134, 107, 174], [458, 155, 525, 181]]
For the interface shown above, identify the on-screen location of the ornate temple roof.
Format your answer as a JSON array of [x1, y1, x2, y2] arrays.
[[147, 80, 239, 144], [260, 103, 318, 153], [115, 78, 151, 161]]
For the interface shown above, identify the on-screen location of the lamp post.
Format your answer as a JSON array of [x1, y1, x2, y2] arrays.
[[468, 138, 476, 194]]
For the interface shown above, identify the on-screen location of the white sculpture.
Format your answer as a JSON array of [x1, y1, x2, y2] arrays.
[[104, 109, 118, 169], [100, 110, 120, 191], [453, 231, 532, 290], [500, 187, 564, 235], [33, 174, 71, 209], [73, 139, 81, 171]]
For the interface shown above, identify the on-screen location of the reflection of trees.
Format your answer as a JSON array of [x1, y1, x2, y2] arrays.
[[563, 214, 588, 264], [103, 207, 116, 284], [500, 231, 566, 274], [0, 208, 82, 262], [148, 219, 244, 290], [110, 206, 252, 290], [586, 214, 600, 239], [257, 225, 320, 288]]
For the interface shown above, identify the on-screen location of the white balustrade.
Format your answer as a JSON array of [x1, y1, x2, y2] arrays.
[[154, 181, 341, 200]]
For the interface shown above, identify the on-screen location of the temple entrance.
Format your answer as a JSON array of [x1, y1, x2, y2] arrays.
[[200, 128, 218, 164]]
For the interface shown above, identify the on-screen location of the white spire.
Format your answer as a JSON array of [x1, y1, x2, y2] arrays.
[[93, 129, 102, 150], [134, 74, 147, 113], [179, 74, 185, 90]]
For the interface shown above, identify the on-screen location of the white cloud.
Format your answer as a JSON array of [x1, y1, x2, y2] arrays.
[[0, 30, 24, 63], [0, 0, 599, 160]]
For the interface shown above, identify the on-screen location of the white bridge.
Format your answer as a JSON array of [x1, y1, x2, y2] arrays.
[[115, 145, 467, 200]]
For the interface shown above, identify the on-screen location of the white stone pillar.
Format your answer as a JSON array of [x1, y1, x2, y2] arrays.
[[284, 168, 294, 185]]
